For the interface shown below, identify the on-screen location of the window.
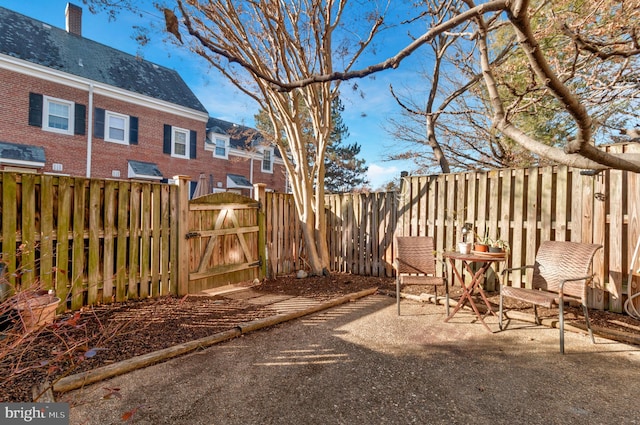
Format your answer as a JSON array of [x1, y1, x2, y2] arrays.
[[172, 127, 189, 158], [262, 148, 273, 173], [105, 111, 129, 144], [205, 130, 229, 159], [29, 93, 85, 135], [94, 108, 137, 144], [215, 137, 227, 158], [163, 125, 196, 159], [44, 96, 74, 135]]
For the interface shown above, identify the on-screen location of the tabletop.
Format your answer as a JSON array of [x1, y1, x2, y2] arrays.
[[443, 250, 507, 262]]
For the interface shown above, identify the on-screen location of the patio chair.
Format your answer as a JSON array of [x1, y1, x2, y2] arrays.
[[498, 241, 602, 354], [394, 236, 449, 316]]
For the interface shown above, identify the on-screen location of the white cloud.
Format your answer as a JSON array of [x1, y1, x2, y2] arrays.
[[367, 163, 400, 190]]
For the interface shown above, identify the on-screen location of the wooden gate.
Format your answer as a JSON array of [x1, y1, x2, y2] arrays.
[[187, 192, 261, 293]]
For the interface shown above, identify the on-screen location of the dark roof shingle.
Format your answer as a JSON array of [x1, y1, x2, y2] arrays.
[[0, 6, 207, 114], [0, 141, 45, 163], [207, 117, 263, 149]]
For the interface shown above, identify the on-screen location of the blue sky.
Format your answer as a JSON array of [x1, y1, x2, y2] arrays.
[[2, 0, 423, 189]]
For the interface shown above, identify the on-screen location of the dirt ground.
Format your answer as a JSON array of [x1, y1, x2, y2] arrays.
[[1, 273, 639, 402], [68, 295, 640, 425]]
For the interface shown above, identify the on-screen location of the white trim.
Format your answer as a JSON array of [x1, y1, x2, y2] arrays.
[[0, 54, 209, 123], [0, 158, 45, 168], [227, 148, 284, 164], [171, 126, 190, 159], [128, 174, 163, 181], [104, 110, 130, 144], [44, 171, 71, 177], [228, 149, 253, 159]]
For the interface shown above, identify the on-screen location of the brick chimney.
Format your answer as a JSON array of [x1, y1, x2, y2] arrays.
[[65, 3, 82, 36]]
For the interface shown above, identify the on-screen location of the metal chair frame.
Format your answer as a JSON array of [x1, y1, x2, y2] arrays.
[[394, 236, 449, 316], [499, 241, 602, 354]]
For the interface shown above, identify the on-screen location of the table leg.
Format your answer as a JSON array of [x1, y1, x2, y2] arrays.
[[444, 259, 475, 322], [476, 284, 497, 318], [445, 259, 494, 332]]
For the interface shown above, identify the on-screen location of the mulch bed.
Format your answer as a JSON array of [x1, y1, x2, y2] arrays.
[[1, 273, 639, 402]]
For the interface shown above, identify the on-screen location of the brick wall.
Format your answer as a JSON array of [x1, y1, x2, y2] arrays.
[[89, 92, 207, 180], [0, 69, 288, 193], [1, 69, 90, 175]]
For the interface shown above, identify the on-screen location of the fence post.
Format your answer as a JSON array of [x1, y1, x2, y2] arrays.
[[174, 175, 191, 296], [254, 183, 267, 280]]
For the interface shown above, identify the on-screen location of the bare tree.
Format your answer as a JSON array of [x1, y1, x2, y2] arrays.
[[160, 0, 386, 275], [85, 0, 640, 274], [265, 0, 640, 172], [386, 0, 532, 173]]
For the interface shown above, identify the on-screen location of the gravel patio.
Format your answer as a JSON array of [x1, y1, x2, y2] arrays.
[[66, 294, 640, 424]]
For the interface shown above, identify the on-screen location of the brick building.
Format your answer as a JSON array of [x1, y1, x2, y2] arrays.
[[0, 4, 287, 197]]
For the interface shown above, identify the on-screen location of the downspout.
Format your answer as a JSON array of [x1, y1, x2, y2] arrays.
[[86, 83, 94, 178], [249, 156, 254, 198]]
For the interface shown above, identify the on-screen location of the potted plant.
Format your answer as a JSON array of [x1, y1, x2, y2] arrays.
[[13, 289, 61, 333], [1, 263, 61, 333], [489, 239, 510, 254], [474, 233, 491, 252]]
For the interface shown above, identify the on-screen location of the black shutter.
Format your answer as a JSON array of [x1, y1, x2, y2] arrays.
[[74, 103, 86, 135], [129, 116, 139, 145], [189, 130, 197, 159], [163, 125, 172, 154], [28, 93, 43, 127], [94, 108, 105, 139]]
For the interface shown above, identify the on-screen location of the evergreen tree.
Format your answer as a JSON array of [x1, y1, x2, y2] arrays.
[[256, 96, 368, 194], [324, 97, 369, 193]]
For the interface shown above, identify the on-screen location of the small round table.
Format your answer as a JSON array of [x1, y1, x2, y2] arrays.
[[443, 251, 506, 332]]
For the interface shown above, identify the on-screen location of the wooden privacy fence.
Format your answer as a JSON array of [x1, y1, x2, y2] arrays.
[[396, 143, 640, 313], [1, 142, 638, 315], [0, 174, 268, 312], [261, 190, 397, 278], [0, 173, 178, 311], [186, 192, 261, 293], [260, 144, 640, 314]]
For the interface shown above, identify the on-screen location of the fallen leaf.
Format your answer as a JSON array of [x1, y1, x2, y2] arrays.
[[121, 406, 144, 422], [102, 387, 122, 400]]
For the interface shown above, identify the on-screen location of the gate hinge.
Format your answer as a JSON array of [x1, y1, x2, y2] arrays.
[[185, 231, 200, 239]]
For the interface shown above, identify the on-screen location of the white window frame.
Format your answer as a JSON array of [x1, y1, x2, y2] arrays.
[[43, 95, 74, 135], [172, 126, 190, 159], [261, 148, 273, 173], [105, 111, 130, 144], [214, 136, 229, 159]]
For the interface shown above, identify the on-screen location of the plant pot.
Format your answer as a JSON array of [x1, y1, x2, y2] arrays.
[[14, 294, 60, 332], [489, 246, 504, 253], [458, 242, 472, 254], [473, 243, 489, 252]]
